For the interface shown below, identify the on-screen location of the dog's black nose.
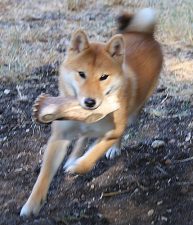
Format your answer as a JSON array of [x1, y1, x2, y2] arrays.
[[84, 98, 96, 108]]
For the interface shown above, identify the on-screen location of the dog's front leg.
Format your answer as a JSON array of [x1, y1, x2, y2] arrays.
[[66, 108, 128, 174], [66, 137, 118, 174], [20, 136, 70, 217]]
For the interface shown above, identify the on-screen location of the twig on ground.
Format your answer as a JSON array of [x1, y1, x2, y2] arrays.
[[136, 181, 149, 191], [16, 85, 27, 101], [160, 94, 168, 104], [102, 189, 130, 197], [174, 156, 193, 163], [176, 181, 193, 186], [155, 165, 168, 175]]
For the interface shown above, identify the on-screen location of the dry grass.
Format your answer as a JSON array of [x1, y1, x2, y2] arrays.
[[0, 0, 192, 99]]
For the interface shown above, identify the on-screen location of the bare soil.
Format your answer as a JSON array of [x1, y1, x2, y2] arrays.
[[1, 1, 193, 225], [1, 55, 193, 225]]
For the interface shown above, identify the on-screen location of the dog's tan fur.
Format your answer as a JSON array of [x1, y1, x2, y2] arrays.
[[20, 8, 163, 216]]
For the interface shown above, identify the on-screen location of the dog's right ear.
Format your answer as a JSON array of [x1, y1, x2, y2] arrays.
[[69, 29, 89, 54]]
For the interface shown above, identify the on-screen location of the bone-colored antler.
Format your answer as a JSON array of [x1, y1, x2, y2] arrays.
[[33, 94, 119, 124]]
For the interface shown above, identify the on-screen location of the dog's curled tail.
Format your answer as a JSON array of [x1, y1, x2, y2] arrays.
[[117, 8, 156, 34]]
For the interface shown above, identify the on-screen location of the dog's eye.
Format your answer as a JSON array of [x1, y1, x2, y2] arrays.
[[100, 74, 109, 81], [78, 71, 86, 79]]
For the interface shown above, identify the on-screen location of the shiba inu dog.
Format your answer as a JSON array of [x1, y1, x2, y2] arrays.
[[20, 8, 163, 216]]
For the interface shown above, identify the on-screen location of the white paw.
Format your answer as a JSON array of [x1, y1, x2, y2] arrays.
[[65, 156, 93, 174], [106, 145, 121, 159], [20, 199, 43, 217], [20, 203, 31, 217], [65, 157, 84, 174], [65, 162, 78, 174], [63, 157, 77, 170]]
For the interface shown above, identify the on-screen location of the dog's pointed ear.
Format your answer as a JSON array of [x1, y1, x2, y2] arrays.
[[69, 29, 89, 54], [106, 34, 124, 63]]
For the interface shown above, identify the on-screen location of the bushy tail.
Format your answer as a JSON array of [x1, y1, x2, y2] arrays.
[[117, 8, 156, 34]]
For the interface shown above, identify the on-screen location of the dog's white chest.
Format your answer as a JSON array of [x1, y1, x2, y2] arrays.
[[80, 115, 114, 137]]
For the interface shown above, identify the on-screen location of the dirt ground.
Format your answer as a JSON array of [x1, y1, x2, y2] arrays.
[[1, 1, 193, 225]]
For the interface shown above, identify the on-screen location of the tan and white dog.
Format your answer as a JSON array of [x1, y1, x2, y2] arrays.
[[20, 8, 163, 216]]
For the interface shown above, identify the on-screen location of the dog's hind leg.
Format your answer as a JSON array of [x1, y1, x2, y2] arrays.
[[64, 136, 86, 169]]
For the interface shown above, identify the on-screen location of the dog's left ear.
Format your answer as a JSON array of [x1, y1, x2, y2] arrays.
[[106, 34, 124, 63], [69, 29, 89, 54]]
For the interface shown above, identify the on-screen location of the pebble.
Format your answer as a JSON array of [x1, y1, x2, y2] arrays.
[[4, 89, 10, 95], [14, 168, 23, 172], [157, 200, 163, 205], [151, 140, 165, 149], [148, 209, 154, 216], [18, 96, 28, 102], [169, 139, 175, 144], [1, 137, 7, 141], [185, 132, 191, 142], [165, 159, 172, 165], [97, 213, 103, 218], [180, 186, 189, 194], [166, 209, 172, 213], [161, 216, 168, 222]]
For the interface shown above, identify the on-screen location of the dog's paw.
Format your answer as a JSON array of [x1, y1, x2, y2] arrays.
[[65, 156, 94, 174], [20, 203, 38, 217], [33, 94, 50, 123], [63, 157, 77, 170], [20, 198, 45, 217], [106, 145, 121, 159], [65, 163, 78, 174]]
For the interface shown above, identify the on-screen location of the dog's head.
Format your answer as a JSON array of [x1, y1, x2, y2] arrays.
[[61, 29, 125, 109]]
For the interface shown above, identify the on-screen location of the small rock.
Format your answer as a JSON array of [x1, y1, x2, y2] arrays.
[[151, 140, 165, 149], [14, 168, 23, 173], [166, 209, 172, 213], [3, 136, 7, 141], [4, 89, 10, 95], [185, 132, 191, 142], [168, 178, 172, 184], [81, 194, 85, 200], [26, 129, 30, 133], [148, 209, 154, 216], [169, 139, 175, 144], [161, 216, 168, 222], [90, 184, 95, 189], [180, 186, 189, 194], [165, 159, 172, 165], [18, 96, 28, 102], [97, 213, 103, 218], [157, 200, 163, 205]]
